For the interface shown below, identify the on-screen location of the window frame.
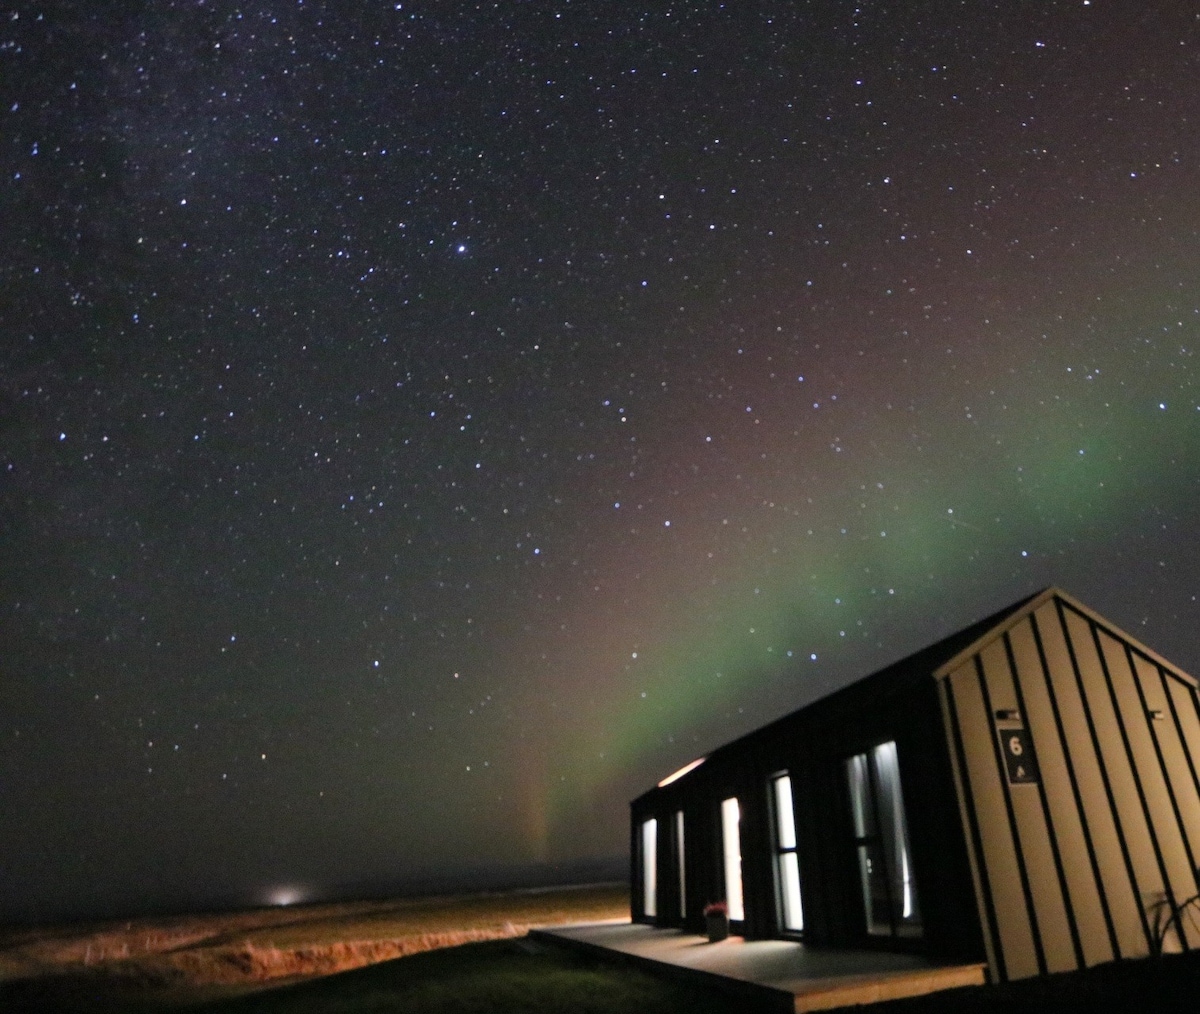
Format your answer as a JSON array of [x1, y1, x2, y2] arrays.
[[845, 740, 922, 941], [640, 816, 658, 919], [769, 771, 805, 936], [719, 796, 745, 924], [674, 809, 686, 919]]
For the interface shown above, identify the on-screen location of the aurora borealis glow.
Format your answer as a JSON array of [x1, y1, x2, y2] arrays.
[[3, 2, 1199, 921]]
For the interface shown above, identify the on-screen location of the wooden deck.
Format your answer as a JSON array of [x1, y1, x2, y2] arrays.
[[531, 921, 986, 1012]]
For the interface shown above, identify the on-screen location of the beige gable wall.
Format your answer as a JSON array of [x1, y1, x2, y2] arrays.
[[938, 592, 1200, 981]]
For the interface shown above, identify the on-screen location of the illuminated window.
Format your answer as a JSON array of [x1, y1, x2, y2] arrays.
[[846, 741, 921, 938], [675, 810, 686, 918], [720, 797, 745, 922], [641, 818, 658, 918], [772, 774, 804, 932]]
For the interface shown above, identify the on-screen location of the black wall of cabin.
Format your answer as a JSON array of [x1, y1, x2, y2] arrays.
[[631, 674, 986, 963]]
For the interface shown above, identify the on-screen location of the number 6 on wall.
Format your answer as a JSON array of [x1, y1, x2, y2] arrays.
[[998, 726, 1039, 784]]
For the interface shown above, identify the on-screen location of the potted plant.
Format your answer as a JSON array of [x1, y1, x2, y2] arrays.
[[704, 901, 729, 942]]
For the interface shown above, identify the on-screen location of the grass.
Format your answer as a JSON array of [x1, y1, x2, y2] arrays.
[[13, 936, 1200, 1014], [0, 883, 632, 1011], [190, 936, 766, 1014], [0, 936, 767, 1014], [9, 888, 1200, 1014], [0, 884, 629, 974]]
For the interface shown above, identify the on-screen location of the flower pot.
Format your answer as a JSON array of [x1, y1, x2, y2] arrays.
[[705, 912, 729, 942]]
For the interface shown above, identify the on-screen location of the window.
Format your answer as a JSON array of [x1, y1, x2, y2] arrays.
[[846, 741, 921, 938], [641, 818, 657, 918], [720, 797, 745, 922], [675, 810, 686, 918], [772, 774, 804, 932]]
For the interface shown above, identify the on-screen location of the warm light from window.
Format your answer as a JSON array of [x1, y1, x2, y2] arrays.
[[642, 818, 658, 917], [773, 774, 804, 931], [721, 796, 745, 922], [676, 810, 686, 918]]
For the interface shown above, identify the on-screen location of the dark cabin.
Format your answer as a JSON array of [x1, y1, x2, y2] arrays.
[[630, 587, 1200, 981]]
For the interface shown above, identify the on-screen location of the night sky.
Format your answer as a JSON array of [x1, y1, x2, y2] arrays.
[[3, 1, 1199, 923]]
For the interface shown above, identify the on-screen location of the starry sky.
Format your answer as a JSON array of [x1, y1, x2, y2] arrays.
[[3, 1, 1199, 923]]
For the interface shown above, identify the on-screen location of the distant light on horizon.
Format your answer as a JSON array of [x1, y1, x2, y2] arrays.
[[265, 885, 310, 907]]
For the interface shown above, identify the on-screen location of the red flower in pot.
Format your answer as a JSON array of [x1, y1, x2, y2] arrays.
[[704, 901, 729, 941]]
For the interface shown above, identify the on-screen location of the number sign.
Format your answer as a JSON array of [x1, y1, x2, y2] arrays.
[[998, 727, 1040, 785]]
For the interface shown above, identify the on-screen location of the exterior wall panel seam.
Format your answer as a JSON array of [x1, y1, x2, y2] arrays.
[[1163, 671, 1200, 824], [1004, 630, 1085, 970], [1057, 600, 1153, 950], [976, 655, 1048, 976], [943, 676, 1004, 981], [1162, 672, 1200, 880], [1129, 649, 1200, 949], [1133, 653, 1200, 878], [1029, 610, 1120, 962], [1090, 621, 1178, 920]]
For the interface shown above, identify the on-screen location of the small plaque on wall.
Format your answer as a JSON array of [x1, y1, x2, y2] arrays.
[[998, 727, 1040, 785]]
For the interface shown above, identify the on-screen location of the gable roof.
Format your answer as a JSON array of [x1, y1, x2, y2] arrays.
[[767, 585, 1198, 733], [932, 586, 1197, 688], [643, 586, 1197, 795], [689, 588, 1046, 767]]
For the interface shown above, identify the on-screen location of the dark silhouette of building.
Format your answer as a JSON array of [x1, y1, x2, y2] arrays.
[[630, 587, 1200, 981]]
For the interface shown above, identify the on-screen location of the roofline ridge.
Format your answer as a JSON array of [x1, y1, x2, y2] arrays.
[[933, 586, 1197, 688]]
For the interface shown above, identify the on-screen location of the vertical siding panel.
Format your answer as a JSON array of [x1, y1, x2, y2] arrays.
[[948, 659, 1041, 979], [939, 678, 1002, 979], [1137, 662, 1200, 875], [1063, 609, 1159, 953], [1112, 646, 1200, 940], [1166, 678, 1200, 837], [981, 638, 1074, 972], [1096, 631, 1195, 930], [1170, 683, 1200, 756], [1011, 615, 1111, 968], [1048, 607, 1148, 958]]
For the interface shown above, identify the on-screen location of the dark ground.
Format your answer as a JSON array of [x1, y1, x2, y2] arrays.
[[5, 937, 1200, 1014], [0, 935, 760, 1014], [850, 948, 1200, 1013]]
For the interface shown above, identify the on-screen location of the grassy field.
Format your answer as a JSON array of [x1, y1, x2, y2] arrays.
[[193, 936, 1200, 1014], [188, 936, 765, 1014], [11, 931, 1200, 1014], [0, 933, 771, 1013], [8, 887, 1200, 1013], [0, 883, 635, 1011]]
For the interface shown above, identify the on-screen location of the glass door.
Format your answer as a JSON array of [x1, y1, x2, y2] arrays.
[[845, 742, 920, 938]]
